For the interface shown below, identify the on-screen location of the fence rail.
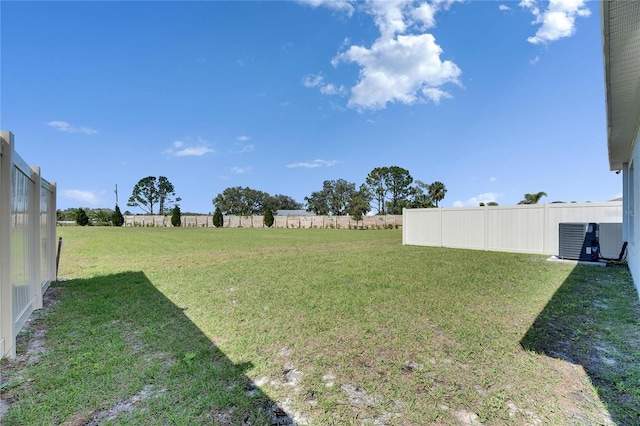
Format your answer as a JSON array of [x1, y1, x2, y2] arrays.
[[122, 214, 403, 229], [403, 202, 623, 256], [1, 131, 57, 359]]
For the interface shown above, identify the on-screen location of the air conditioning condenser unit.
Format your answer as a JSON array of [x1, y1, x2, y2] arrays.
[[558, 222, 599, 261]]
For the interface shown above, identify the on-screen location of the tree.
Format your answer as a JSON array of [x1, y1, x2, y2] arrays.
[[213, 186, 270, 216], [157, 176, 181, 214], [171, 205, 182, 227], [428, 181, 447, 207], [212, 207, 224, 228], [112, 205, 125, 226], [264, 208, 275, 228], [75, 208, 89, 226], [329, 179, 356, 216], [411, 180, 434, 208], [305, 182, 331, 215], [305, 179, 369, 216], [270, 194, 303, 211], [384, 166, 413, 214], [348, 187, 372, 225], [365, 166, 414, 214], [518, 192, 547, 205], [127, 176, 181, 214], [58, 208, 79, 221], [365, 167, 388, 214], [92, 208, 113, 226]]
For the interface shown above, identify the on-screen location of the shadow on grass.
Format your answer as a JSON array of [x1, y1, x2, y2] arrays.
[[3, 271, 293, 425], [520, 264, 640, 424]]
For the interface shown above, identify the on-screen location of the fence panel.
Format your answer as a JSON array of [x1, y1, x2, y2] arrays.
[[11, 154, 36, 335], [403, 202, 623, 256], [40, 178, 56, 297], [486, 205, 545, 254], [1, 131, 57, 359], [544, 202, 623, 255], [441, 208, 485, 250], [402, 208, 441, 246]]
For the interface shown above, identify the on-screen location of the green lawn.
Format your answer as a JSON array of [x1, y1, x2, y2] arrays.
[[2, 227, 638, 425]]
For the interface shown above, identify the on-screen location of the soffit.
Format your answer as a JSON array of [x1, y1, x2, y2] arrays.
[[603, 1, 640, 171]]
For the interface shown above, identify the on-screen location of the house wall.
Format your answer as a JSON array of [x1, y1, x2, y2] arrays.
[[623, 128, 640, 297]]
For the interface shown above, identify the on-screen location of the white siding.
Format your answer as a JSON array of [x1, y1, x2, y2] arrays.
[[625, 129, 640, 296]]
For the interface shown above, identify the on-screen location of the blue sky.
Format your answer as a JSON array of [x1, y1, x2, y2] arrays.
[[2, 0, 620, 214]]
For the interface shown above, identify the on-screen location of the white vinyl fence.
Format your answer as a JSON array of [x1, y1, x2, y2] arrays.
[[1, 131, 57, 359], [403, 202, 623, 256], [123, 214, 403, 229]]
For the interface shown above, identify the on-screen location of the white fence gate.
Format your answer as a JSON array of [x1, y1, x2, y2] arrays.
[[403, 202, 623, 256], [1, 131, 57, 359]]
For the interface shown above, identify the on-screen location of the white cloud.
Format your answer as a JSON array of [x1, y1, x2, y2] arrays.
[[489, 177, 497, 183], [499, 4, 511, 11], [412, 2, 437, 29], [231, 166, 252, 174], [303, 73, 324, 88], [61, 189, 100, 206], [366, 0, 410, 38], [165, 139, 214, 157], [286, 159, 337, 169], [320, 83, 346, 95], [235, 144, 255, 154], [174, 146, 214, 157], [47, 120, 97, 135], [233, 136, 255, 154], [520, 0, 591, 44], [453, 192, 501, 207], [334, 32, 461, 109], [303, 74, 346, 96], [326, 0, 461, 110], [296, 0, 354, 16], [529, 55, 540, 65]]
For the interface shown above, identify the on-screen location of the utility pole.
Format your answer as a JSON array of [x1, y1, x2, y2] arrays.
[[115, 184, 119, 206]]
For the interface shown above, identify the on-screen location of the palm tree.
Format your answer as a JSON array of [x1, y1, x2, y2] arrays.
[[92, 208, 113, 225], [518, 191, 547, 205], [428, 181, 447, 207]]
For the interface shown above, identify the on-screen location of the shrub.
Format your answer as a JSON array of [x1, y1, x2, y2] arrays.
[[171, 205, 181, 227], [75, 208, 89, 226], [112, 205, 125, 227], [264, 208, 274, 228], [212, 207, 223, 228]]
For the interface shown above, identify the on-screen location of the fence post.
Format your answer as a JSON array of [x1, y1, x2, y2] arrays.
[[0, 131, 14, 358], [543, 202, 550, 254], [48, 183, 57, 283], [30, 166, 43, 310], [439, 207, 443, 247], [483, 204, 489, 251]]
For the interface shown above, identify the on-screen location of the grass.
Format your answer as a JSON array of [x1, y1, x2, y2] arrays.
[[1, 227, 639, 425]]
